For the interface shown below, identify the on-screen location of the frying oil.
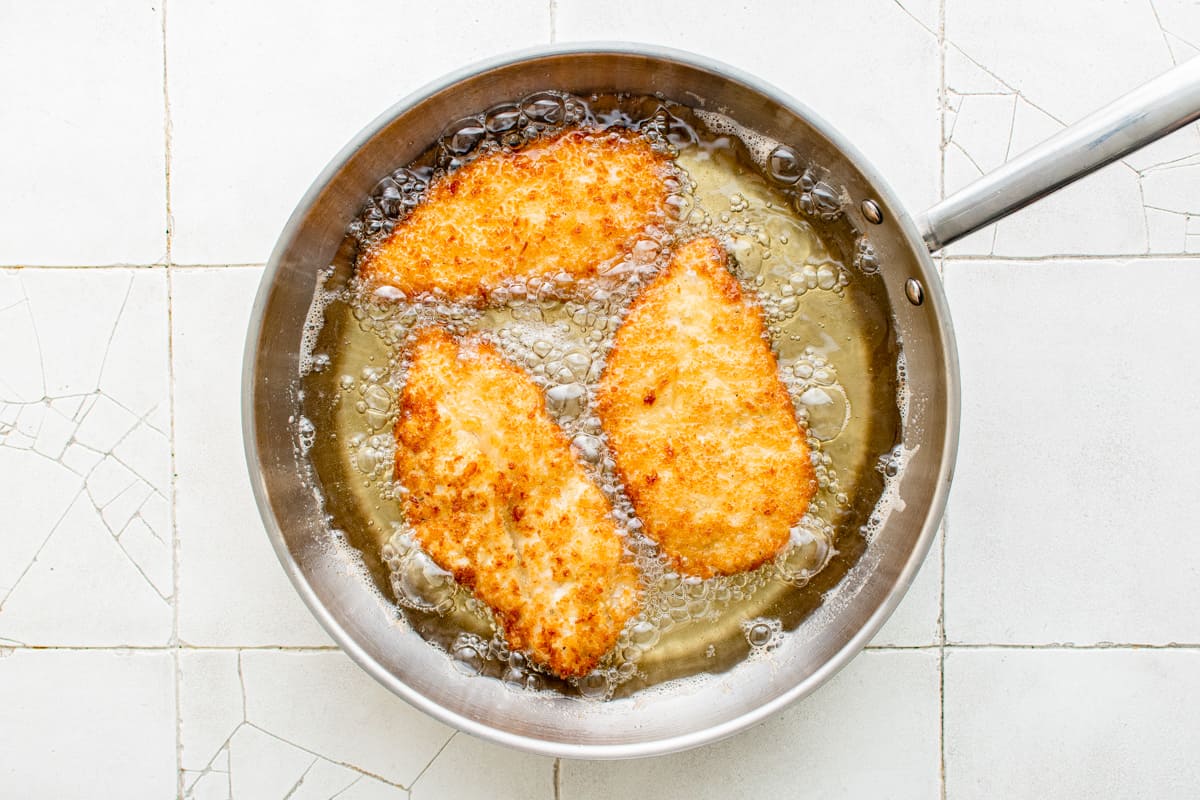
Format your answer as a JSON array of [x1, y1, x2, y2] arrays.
[[298, 92, 902, 699]]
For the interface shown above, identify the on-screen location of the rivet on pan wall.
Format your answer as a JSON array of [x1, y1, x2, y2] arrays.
[[905, 278, 925, 306], [861, 199, 884, 225]]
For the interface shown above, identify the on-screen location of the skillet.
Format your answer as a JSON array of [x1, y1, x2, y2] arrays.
[[243, 43, 1200, 758]]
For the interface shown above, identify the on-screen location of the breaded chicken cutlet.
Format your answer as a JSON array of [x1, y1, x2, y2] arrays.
[[360, 128, 672, 298], [596, 238, 818, 579], [394, 328, 640, 678]]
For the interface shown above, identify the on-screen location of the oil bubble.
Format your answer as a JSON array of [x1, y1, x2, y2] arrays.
[[797, 385, 850, 442], [451, 633, 488, 675], [521, 92, 565, 125], [629, 620, 660, 649], [392, 549, 456, 614], [364, 385, 391, 412], [571, 433, 603, 463], [296, 416, 316, 455], [741, 617, 783, 652], [443, 118, 487, 156], [484, 104, 521, 134], [777, 516, 835, 586], [546, 383, 587, 419], [577, 670, 614, 700], [767, 145, 803, 184]]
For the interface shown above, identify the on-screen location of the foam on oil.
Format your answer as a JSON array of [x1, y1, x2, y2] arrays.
[[297, 92, 904, 699]]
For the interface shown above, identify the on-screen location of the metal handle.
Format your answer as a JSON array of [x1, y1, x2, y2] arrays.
[[917, 57, 1200, 252]]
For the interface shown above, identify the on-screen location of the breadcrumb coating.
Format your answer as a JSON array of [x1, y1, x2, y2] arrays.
[[597, 238, 817, 578], [361, 129, 671, 298], [394, 328, 639, 678]]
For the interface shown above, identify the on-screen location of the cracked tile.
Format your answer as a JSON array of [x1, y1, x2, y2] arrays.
[[334, 775, 410, 799], [287, 758, 364, 800], [559, 650, 940, 799], [556, 0, 940, 213], [112, 418, 172, 495], [180, 649, 431, 796], [946, 649, 1200, 798], [0, 2, 166, 265], [180, 651, 246, 774], [229, 725, 319, 798], [187, 770, 233, 800], [172, 268, 332, 646], [0, 270, 171, 642], [0, 289, 47, 402], [60, 440, 105, 477], [166, 0, 551, 265], [0, 650, 175, 796], [944, 258, 1200, 644], [0, 493, 171, 644], [240, 650, 453, 788], [943, 0, 1199, 256], [118, 516, 173, 598], [9, 270, 145, 398], [1165, 31, 1200, 63], [989, 101, 1147, 256], [410, 733, 554, 800], [73, 396, 140, 455], [947, 0, 1169, 121], [31, 404, 76, 460], [892, 0, 939, 34], [0, 448, 82, 600], [1151, 0, 1200, 56], [86, 453, 139, 508]]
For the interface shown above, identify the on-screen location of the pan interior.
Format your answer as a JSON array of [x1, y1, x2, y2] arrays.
[[247, 47, 955, 757]]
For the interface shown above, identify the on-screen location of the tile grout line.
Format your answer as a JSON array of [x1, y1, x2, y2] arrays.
[[0, 263, 171, 270], [157, 1, 183, 796], [549, 0, 557, 43], [406, 731, 457, 793]]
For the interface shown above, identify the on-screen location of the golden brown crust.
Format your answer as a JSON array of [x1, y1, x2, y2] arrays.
[[394, 328, 640, 677], [360, 129, 670, 298], [596, 238, 817, 578]]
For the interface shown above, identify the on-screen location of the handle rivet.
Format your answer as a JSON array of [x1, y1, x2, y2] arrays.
[[904, 278, 925, 306], [861, 199, 884, 225], [902, 280, 921, 309]]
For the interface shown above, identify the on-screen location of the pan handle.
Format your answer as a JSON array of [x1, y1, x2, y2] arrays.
[[916, 57, 1200, 252]]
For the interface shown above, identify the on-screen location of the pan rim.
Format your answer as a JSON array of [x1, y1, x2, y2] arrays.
[[242, 40, 961, 760]]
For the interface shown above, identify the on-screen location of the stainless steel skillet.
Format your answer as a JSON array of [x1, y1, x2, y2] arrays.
[[243, 43, 1200, 758]]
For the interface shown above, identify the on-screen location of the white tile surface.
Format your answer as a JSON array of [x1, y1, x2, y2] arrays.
[[240, 650, 453, 788], [560, 650, 941, 800], [172, 267, 332, 646], [943, 258, 1200, 644], [943, 0, 1200, 256], [411, 733, 555, 800], [556, 0, 941, 215], [4, 3, 1200, 796], [945, 648, 1200, 798], [871, 527, 942, 648], [0, 2, 167, 265], [0, 650, 176, 798], [0, 269, 171, 645], [166, 0, 551, 265], [179, 650, 245, 773], [180, 649, 440, 795]]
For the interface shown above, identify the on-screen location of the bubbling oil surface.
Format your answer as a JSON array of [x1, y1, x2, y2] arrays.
[[299, 92, 902, 700]]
